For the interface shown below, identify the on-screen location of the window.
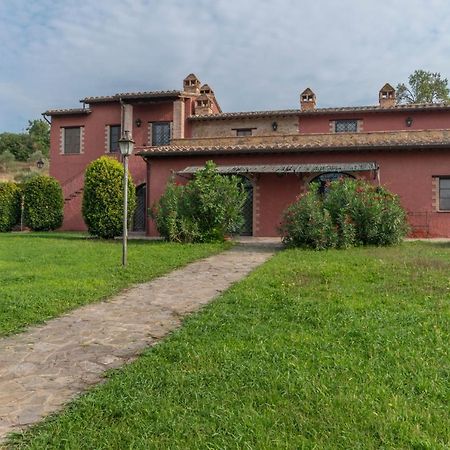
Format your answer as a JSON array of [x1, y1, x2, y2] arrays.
[[310, 172, 355, 195], [335, 119, 358, 133], [63, 127, 81, 154], [235, 128, 253, 137], [439, 178, 450, 210], [109, 125, 121, 153], [152, 122, 171, 146]]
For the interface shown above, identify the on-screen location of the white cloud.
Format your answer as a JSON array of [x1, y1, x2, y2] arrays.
[[1, 0, 450, 131]]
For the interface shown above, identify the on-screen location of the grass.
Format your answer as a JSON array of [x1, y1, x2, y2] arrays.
[[6, 242, 450, 449], [0, 232, 230, 336]]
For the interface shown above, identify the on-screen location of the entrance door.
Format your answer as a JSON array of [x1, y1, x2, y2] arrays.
[[239, 177, 253, 236], [133, 184, 146, 232]]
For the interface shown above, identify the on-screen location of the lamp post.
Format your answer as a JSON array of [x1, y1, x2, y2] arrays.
[[36, 158, 45, 170], [118, 131, 134, 267]]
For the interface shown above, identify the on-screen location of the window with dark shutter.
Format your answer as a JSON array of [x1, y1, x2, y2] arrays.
[[109, 125, 121, 153], [64, 127, 81, 154], [152, 122, 171, 146], [335, 120, 358, 133]]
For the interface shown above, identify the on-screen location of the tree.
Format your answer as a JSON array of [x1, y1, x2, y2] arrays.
[[0, 132, 33, 161], [396, 70, 450, 104], [27, 119, 50, 157]]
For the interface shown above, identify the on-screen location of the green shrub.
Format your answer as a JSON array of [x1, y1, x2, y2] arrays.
[[0, 182, 22, 232], [279, 184, 338, 250], [82, 156, 136, 239], [23, 175, 63, 231], [280, 178, 408, 249], [152, 161, 247, 242]]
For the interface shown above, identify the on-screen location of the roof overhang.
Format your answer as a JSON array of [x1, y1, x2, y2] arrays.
[[177, 162, 378, 175]]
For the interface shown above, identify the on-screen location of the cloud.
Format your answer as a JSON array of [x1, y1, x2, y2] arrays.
[[1, 0, 450, 131]]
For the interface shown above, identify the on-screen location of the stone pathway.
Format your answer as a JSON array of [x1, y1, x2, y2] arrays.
[[0, 241, 279, 441]]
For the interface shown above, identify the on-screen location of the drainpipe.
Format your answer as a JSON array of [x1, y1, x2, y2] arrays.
[[41, 113, 51, 125]]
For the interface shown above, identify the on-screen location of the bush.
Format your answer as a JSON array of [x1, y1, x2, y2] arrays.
[[23, 175, 63, 231], [0, 182, 22, 232], [152, 161, 247, 242], [82, 156, 136, 239], [280, 178, 408, 249]]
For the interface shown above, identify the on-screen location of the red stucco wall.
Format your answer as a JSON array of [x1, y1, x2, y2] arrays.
[[50, 100, 180, 231], [145, 149, 450, 238], [299, 110, 450, 133]]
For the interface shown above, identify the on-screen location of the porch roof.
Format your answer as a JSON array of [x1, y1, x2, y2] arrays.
[[177, 162, 378, 175]]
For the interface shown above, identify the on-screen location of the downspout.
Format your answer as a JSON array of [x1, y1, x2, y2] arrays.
[[41, 113, 51, 125]]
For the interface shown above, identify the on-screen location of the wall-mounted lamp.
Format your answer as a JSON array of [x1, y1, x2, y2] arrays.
[[405, 117, 413, 127], [272, 121, 278, 131], [135, 118, 142, 128]]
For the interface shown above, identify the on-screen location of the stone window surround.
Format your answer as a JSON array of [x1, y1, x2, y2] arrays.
[[59, 126, 84, 155], [329, 119, 364, 133], [104, 124, 121, 153], [432, 176, 450, 212]]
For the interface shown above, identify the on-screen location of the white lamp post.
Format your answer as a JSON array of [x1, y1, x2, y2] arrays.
[[118, 130, 134, 267]]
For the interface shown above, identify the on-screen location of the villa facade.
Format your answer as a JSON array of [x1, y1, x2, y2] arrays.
[[45, 75, 450, 237]]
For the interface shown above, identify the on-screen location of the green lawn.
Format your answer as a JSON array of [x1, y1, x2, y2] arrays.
[[7, 242, 450, 449], [0, 232, 229, 336]]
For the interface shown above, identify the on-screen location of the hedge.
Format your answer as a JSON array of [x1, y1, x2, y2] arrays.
[[23, 175, 64, 231], [0, 181, 21, 232]]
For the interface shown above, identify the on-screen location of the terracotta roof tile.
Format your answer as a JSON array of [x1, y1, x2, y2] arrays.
[[81, 90, 182, 104], [43, 108, 91, 116], [189, 103, 450, 120], [137, 129, 450, 157]]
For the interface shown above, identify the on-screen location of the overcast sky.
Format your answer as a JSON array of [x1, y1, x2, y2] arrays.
[[1, 0, 450, 132]]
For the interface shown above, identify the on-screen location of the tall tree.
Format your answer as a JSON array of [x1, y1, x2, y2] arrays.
[[396, 70, 450, 104], [27, 119, 50, 157]]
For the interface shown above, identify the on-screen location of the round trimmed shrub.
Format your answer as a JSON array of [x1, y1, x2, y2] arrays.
[[23, 175, 63, 231], [280, 178, 408, 249], [82, 156, 136, 239], [0, 181, 22, 232]]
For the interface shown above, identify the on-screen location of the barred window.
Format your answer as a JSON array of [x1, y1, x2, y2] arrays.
[[152, 122, 171, 146], [439, 178, 450, 210], [335, 119, 358, 133], [109, 125, 121, 153], [64, 127, 81, 154]]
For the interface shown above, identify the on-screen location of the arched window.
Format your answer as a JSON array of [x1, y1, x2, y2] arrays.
[[310, 172, 355, 194]]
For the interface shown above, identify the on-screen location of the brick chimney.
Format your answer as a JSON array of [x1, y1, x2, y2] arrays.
[[194, 94, 213, 115], [183, 73, 201, 94], [379, 83, 396, 108], [300, 88, 316, 111]]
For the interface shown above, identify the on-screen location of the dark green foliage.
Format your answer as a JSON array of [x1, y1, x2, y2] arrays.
[[0, 182, 22, 232], [23, 176, 63, 231], [0, 132, 33, 161], [0, 119, 50, 161], [82, 156, 136, 239], [280, 178, 408, 249], [152, 161, 247, 242]]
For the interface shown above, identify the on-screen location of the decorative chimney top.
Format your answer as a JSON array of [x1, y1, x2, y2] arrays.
[[195, 94, 213, 115], [300, 88, 316, 111], [183, 73, 201, 94], [379, 83, 396, 108], [200, 84, 214, 96]]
